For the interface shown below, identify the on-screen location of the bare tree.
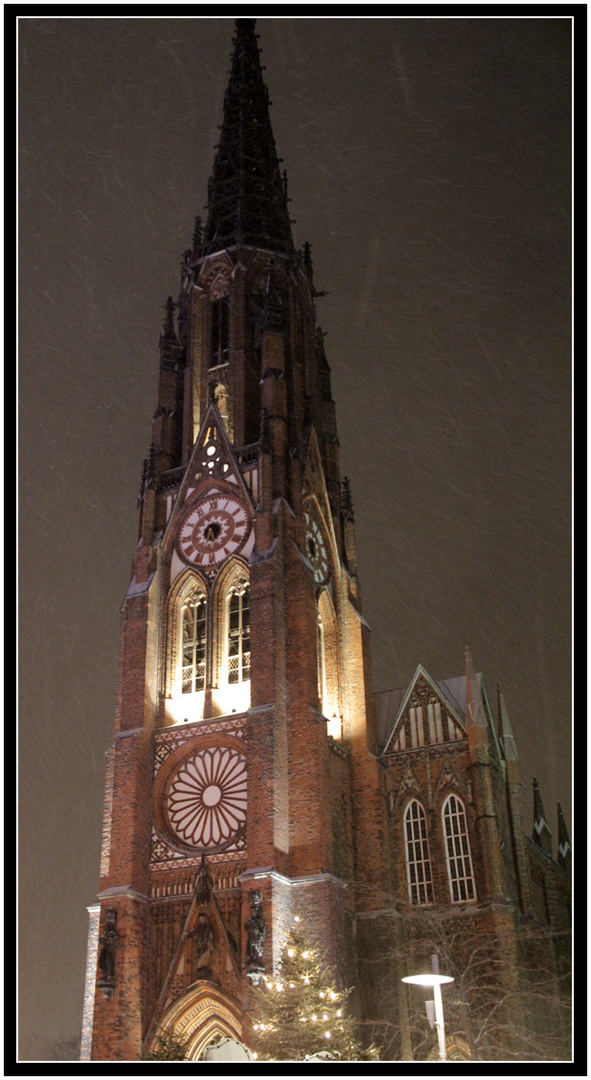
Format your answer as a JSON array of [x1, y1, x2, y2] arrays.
[[360, 907, 571, 1062]]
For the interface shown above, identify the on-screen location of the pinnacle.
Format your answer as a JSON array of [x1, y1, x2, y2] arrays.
[[532, 776, 553, 855], [496, 684, 518, 761]]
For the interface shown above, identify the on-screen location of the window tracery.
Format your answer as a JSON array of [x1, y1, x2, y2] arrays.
[[210, 295, 229, 369], [227, 581, 250, 685], [165, 561, 252, 722], [317, 589, 341, 738], [442, 794, 476, 903], [181, 593, 207, 694], [403, 799, 434, 905], [164, 570, 210, 715]]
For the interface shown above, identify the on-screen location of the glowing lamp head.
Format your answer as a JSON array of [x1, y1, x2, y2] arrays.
[[401, 973, 454, 988]]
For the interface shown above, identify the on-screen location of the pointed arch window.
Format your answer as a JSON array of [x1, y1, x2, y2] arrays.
[[210, 297, 229, 368], [227, 583, 250, 684], [181, 592, 207, 694], [442, 794, 476, 903], [317, 611, 327, 711], [404, 800, 434, 905], [316, 590, 341, 738]]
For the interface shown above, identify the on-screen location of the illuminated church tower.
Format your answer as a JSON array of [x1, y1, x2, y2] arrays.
[[82, 19, 571, 1063], [81, 19, 386, 1061]]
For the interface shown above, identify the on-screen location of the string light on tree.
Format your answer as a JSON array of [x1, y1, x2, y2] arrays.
[[250, 918, 380, 1061]]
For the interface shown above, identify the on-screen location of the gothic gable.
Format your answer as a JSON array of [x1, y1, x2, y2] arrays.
[[151, 858, 241, 1030], [197, 252, 234, 297], [179, 402, 249, 502], [389, 761, 425, 814], [302, 427, 340, 572], [433, 753, 468, 803], [382, 665, 466, 755], [163, 402, 252, 542]]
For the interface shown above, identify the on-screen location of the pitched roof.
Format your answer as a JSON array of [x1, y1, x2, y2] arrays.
[[376, 664, 471, 754]]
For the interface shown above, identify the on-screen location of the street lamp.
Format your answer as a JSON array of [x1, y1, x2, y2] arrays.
[[401, 972, 455, 1061]]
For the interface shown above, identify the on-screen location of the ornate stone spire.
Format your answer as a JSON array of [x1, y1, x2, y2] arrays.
[[532, 776, 553, 856], [316, 327, 333, 402], [159, 296, 180, 369], [202, 18, 294, 256], [342, 476, 355, 522]]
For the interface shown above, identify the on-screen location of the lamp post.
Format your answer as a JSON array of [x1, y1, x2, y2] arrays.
[[401, 972, 455, 1061]]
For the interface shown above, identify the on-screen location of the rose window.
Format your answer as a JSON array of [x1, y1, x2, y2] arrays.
[[165, 747, 247, 850]]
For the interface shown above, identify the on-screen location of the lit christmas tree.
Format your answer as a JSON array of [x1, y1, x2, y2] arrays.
[[250, 918, 380, 1061]]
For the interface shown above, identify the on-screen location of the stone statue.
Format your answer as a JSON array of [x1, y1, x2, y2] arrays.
[[189, 911, 214, 978], [194, 852, 213, 905], [245, 890, 265, 971], [97, 908, 119, 998]]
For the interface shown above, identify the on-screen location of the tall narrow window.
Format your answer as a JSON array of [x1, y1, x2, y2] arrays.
[[404, 800, 434, 905], [442, 794, 476, 902], [210, 297, 229, 367], [228, 585, 250, 684], [317, 611, 327, 712], [409, 706, 424, 747], [181, 594, 207, 694]]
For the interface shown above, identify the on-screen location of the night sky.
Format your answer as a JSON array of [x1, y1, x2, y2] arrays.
[[18, 16, 572, 1060]]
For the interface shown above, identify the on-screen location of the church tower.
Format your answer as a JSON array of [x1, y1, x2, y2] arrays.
[[81, 19, 386, 1061]]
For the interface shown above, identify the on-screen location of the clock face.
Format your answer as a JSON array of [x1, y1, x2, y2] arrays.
[[176, 492, 250, 570], [304, 511, 329, 584]]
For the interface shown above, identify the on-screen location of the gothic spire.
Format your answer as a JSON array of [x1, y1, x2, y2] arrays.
[[496, 684, 518, 761], [203, 18, 294, 256], [159, 296, 180, 370], [556, 803, 572, 872], [342, 476, 355, 522], [464, 645, 485, 728], [532, 776, 553, 856]]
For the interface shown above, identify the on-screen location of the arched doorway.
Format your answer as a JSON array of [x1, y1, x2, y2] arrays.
[[152, 982, 244, 1061]]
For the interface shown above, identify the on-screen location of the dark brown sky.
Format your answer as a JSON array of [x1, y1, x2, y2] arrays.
[[18, 15, 572, 1060]]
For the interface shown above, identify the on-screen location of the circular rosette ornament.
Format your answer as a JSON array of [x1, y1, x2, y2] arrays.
[[165, 746, 247, 851]]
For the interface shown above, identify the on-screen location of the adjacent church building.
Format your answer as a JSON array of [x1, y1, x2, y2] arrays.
[[81, 20, 571, 1062]]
